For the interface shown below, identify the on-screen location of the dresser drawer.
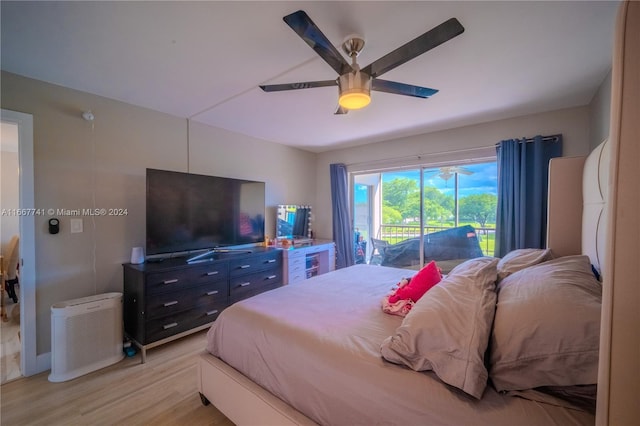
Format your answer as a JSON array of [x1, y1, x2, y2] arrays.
[[145, 301, 225, 344], [146, 280, 228, 320], [287, 257, 306, 282], [285, 250, 305, 262], [230, 268, 282, 303], [229, 251, 282, 277], [146, 263, 227, 295], [288, 271, 306, 285], [190, 263, 228, 285], [146, 269, 193, 295]]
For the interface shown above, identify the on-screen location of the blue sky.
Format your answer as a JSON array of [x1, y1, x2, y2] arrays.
[[355, 161, 497, 203]]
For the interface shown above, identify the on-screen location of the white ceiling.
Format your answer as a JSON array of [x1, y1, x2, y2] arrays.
[[1, 1, 619, 153]]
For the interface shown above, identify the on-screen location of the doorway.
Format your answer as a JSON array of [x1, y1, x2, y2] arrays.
[[1, 121, 21, 382], [1, 109, 37, 379]]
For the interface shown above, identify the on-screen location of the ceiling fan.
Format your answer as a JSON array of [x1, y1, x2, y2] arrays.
[[426, 166, 474, 183], [259, 10, 464, 114]]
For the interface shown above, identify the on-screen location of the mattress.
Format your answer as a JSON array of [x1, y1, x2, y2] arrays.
[[206, 264, 594, 425]]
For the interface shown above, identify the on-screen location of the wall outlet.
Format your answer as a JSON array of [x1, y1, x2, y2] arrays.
[[70, 218, 83, 233]]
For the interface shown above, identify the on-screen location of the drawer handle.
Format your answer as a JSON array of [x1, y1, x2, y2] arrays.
[[239, 264, 251, 269], [163, 279, 179, 285], [240, 282, 251, 287], [206, 290, 219, 296], [266, 275, 277, 280], [163, 301, 178, 307], [206, 310, 219, 316], [163, 322, 178, 330], [266, 259, 276, 263], [206, 271, 219, 276]]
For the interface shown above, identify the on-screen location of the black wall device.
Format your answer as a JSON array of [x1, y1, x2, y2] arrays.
[[48, 218, 60, 234]]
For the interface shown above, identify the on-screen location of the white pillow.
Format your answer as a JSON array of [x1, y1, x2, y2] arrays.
[[497, 248, 554, 281], [380, 257, 499, 399], [490, 255, 601, 392]]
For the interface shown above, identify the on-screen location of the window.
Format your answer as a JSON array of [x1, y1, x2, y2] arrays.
[[352, 161, 497, 271]]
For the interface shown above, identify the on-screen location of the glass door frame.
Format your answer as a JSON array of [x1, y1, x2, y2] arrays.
[[351, 175, 378, 264]]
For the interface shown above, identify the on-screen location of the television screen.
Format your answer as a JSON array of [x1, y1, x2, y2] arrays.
[[146, 169, 265, 256]]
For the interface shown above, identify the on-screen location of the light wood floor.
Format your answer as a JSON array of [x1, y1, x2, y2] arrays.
[[0, 299, 21, 384], [0, 330, 234, 425]]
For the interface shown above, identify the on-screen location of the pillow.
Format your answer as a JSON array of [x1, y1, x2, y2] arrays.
[[380, 257, 499, 399], [388, 260, 441, 303], [489, 255, 602, 392], [497, 248, 554, 281]]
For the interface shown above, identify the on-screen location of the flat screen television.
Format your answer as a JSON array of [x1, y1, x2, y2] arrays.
[[146, 169, 265, 256]]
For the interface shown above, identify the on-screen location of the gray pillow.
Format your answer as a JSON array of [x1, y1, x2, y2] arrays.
[[497, 248, 554, 281], [380, 257, 499, 399], [489, 255, 602, 392]]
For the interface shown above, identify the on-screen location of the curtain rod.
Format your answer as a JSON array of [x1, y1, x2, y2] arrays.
[[345, 145, 496, 168], [345, 134, 561, 170], [495, 134, 562, 146]]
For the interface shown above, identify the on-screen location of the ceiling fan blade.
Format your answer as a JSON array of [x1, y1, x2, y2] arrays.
[[440, 166, 474, 175], [260, 80, 337, 92], [283, 10, 353, 75], [372, 79, 438, 98], [334, 105, 349, 115], [454, 167, 474, 175], [362, 18, 464, 78]]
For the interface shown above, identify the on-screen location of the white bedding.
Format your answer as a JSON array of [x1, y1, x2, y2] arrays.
[[206, 264, 594, 425]]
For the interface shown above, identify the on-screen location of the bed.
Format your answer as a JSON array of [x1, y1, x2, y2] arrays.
[[197, 143, 610, 424]]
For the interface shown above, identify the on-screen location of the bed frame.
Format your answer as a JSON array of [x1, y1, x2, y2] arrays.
[[198, 349, 316, 425]]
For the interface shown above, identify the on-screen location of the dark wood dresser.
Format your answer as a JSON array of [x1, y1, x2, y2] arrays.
[[123, 247, 282, 362]]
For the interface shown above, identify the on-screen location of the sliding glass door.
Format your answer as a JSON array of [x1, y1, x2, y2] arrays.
[[352, 162, 497, 272]]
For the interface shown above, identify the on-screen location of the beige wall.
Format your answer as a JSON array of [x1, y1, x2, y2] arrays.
[[589, 69, 613, 150], [0, 71, 316, 355], [188, 122, 316, 210], [313, 106, 591, 240]]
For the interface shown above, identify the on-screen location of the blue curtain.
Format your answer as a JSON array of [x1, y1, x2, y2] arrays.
[[495, 135, 562, 257], [330, 163, 354, 269]]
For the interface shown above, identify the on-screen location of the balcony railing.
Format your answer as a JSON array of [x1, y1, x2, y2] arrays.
[[377, 224, 496, 257]]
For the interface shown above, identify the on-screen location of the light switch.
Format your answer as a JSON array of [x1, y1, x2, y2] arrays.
[[70, 218, 83, 233]]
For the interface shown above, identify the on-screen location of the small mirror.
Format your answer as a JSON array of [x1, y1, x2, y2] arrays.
[[277, 205, 312, 239]]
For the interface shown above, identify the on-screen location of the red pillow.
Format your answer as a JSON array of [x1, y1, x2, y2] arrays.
[[388, 261, 442, 303]]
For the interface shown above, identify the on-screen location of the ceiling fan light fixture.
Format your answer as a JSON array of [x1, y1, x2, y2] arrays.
[[338, 71, 371, 110]]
